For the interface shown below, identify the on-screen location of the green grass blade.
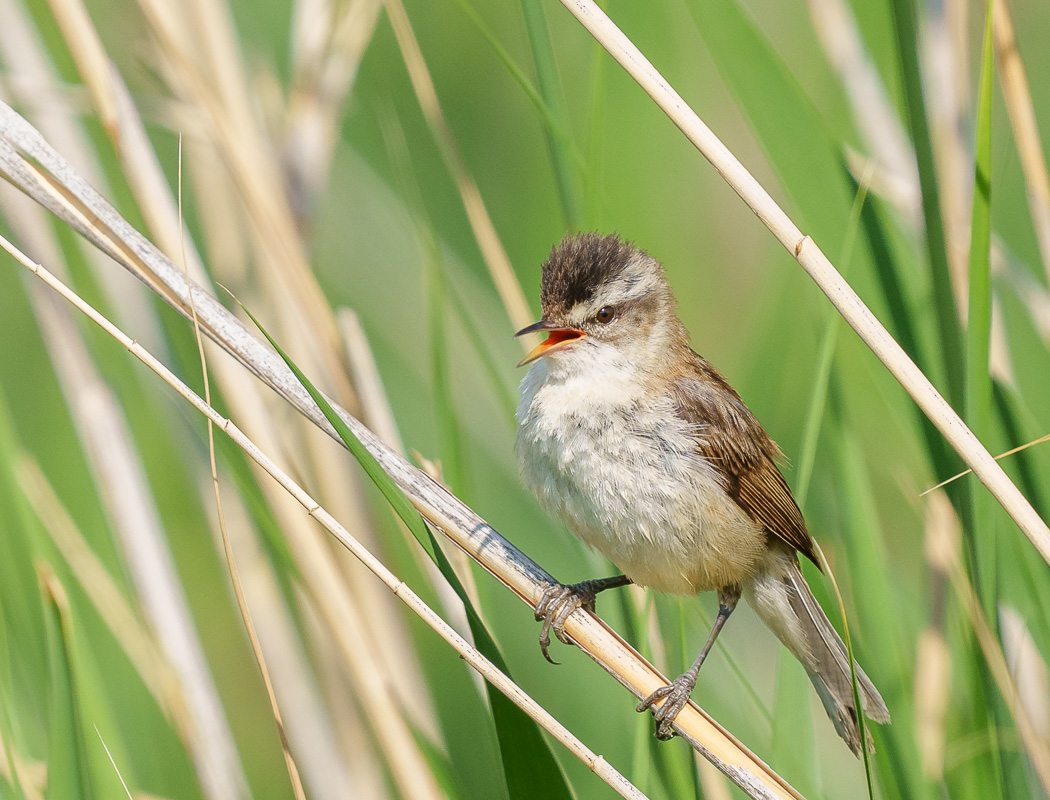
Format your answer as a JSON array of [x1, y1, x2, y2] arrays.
[[888, 0, 966, 409], [0, 607, 28, 800], [447, 282, 519, 423], [584, 11, 608, 231], [965, 0, 997, 621], [242, 307, 575, 800], [41, 570, 93, 800], [427, 236, 467, 495], [795, 178, 871, 509], [688, 0, 856, 246], [451, 0, 586, 177], [518, 0, 582, 228], [964, 10, 1020, 797]]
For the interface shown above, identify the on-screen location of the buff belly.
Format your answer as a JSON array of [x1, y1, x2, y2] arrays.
[[516, 360, 767, 595]]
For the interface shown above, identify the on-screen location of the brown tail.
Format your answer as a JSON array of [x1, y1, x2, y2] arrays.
[[748, 561, 890, 755]]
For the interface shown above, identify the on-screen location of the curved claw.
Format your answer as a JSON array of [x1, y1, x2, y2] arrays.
[[636, 674, 698, 740], [533, 582, 597, 663]]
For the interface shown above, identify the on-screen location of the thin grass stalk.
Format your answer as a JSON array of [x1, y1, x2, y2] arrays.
[[925, 493, 1050, 794], [207, 485, 360, 798], [179, 144, 308, 800], [0, 184, 248, 800], [552, 0, 1050, 564], [94, 727, 134, 800], [806, 0, 918, 220], [383, 0, 536, 342], [33, 3, 437, 740], [17, 457, 176, 720], [992, 0, 1050, 284], [0, 107, 802, 800], [131, 0, 359, 409], [0, 0, 165, 349], [1, 235, 653, 800]]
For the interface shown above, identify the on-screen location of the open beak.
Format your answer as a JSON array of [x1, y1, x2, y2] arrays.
[[515, 320, 586, 367]]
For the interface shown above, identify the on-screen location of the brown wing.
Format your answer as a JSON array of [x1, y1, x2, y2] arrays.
[[669, 351, 820, 570]]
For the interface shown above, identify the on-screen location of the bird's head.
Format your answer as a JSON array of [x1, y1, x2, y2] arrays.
[[516, 232, 687, 371]]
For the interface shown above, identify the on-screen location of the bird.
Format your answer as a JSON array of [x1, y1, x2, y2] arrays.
[[514, 232, 889, 753]]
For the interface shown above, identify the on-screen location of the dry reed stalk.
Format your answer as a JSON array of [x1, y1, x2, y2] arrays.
[[0, 185, 248, 800], [1000, 606, 1050, 745], [0, 100, 801, 798], [286, 0, 383, 224], [132, 0, 359, 410], [807, 0, 919, 221], [555, 0, 1050, 563], [923, 0, 971, 314], [384, 0, 537, 344], [993, 0, 1050, 284], [44, 0, 438, 748], [925, 491, 1050, 794], [0, 0, 164, 349], [1, 235, 652, 800], [205, 481, 360, 798]]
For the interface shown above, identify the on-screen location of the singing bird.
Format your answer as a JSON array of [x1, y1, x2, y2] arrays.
[[515, 232, 889, 752]]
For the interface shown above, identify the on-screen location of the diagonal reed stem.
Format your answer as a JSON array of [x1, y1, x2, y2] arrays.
[[0, 98, 801, 800], [553, 0, 1050, 564], [0, 230, 651, 800]]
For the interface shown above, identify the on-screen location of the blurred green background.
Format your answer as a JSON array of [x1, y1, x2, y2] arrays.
[[2, 0, 1050, 798]]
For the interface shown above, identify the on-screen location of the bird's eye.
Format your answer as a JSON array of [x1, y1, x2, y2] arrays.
[[596, 306, 615, 324]]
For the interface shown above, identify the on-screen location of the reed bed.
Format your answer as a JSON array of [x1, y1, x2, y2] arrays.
[[1, 1, 1049, 799]]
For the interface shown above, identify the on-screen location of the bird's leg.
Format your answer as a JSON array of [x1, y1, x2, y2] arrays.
[[637, 585, 741, 740], [535, 575, 633, 664]]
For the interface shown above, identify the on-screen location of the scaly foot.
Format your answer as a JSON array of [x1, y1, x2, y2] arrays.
[[636, 672, 699, 740], [534, 575, 631, 664]]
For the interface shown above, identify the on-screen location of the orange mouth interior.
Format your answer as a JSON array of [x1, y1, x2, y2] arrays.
[[518, 328, 586, 367], [544, 329, 585, 348]]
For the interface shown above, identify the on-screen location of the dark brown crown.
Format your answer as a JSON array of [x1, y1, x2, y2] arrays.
[[540, 232, 646, 317]]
